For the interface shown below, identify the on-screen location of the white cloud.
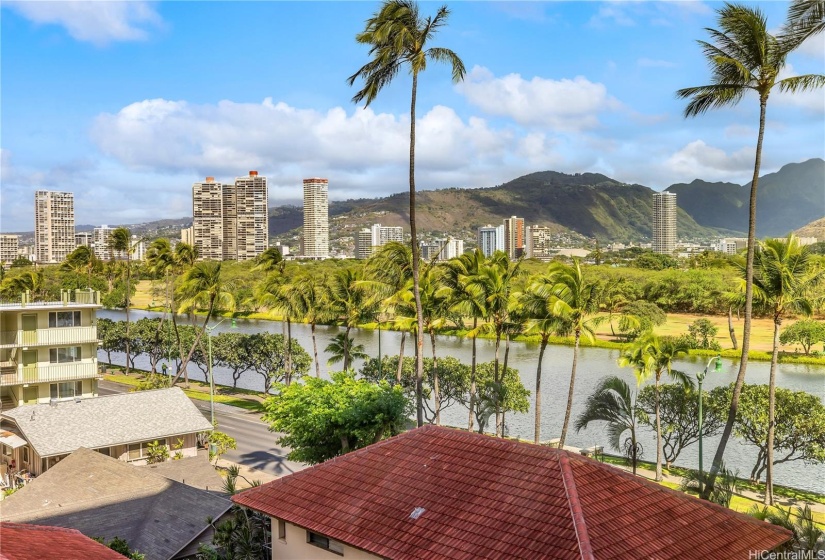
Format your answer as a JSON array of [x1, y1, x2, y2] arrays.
[[456, 66, 620, 131], [588, 1, 710, 28], [774, 63, 825, 114], [664, 140, 754, 180], [797, 32, 825, 61], [637, 58, 677, 68], [3, 1, 162, 46]]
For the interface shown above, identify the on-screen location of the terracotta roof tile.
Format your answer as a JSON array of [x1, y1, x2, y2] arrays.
[[0, 522, 125, 560], [233, 425, 791, 559]]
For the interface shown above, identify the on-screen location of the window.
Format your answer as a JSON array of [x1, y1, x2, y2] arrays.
[[49, 346, 82, 363], [22, 447, 29, 463], [48, 311, 81, 328], [307, 532, 344, 555], [95, 447, 111, 457], [2, 445, 11, 458], [50, 381, 82, 400], [127, 439, 166, 461], [277, 520, 286, 541]]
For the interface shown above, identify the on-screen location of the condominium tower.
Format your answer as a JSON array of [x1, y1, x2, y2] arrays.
[[34, 191, 75, 263], [477, 224, 504, 257], [525, 225, 555, 261], [652, 192, 677, 255], [370, 223, 404, 247], [192, 172, 268, 261], [0, 235, 19, 266], [355, 228, 373, 260], [503, 216, 525, 259], [302, 178, 329, 259]]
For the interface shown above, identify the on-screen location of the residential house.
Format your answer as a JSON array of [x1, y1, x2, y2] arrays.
[[1, 387, 213, 475], [0, 289, 103, 411], [0, 522, 126, 560], [0, 447, 232, 560], [234, 425, 791, 559]]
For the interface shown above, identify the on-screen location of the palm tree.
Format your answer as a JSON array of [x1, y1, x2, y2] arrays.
[[417, 267, 451, 424], [289, 274, 329, 378], [326, 333, 368, 369], [173, 261, 235, 385], [575, 376, 642, 475], [253, 247, 284, 273], [749, 235, 820, 504], [534, 259, 603, 448], [327, 269, 377, 370], [109, 227, 135, 373], [61, 245, 97, 288], [751, 503, 824, 553], [256, 272, 301, 383], [783, 0, 825, 46], [677, 3, 824, 498], [0, 269, 45, 300], [620, 332, 692, 481], [350, 0, 466, 427]]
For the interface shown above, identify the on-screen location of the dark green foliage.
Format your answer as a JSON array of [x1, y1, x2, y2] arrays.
[[780, 319, 825, 355], [617, 300, 666, 340], [687, 318, 721, 350], [680, 463, 739, 507], [632, 252, 679, 270]]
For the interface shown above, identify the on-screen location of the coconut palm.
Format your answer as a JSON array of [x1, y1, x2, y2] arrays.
[[173, 261, 235, 385], [783, 0, 825, 46], [620, 332, 692, 481], [327, 269, 377, 370], [256, 273, 302, 383], [109, 227, 136, 372], [350, 0, 466, 427], [174, 242, 198, 268], [288, 274, 330, 378], [677, 3, 824, 497], [575, 376, 642, 475], [749, 235, 820, 504], [0, 269, 45, 300], [534, 259, 603, 448], [253, 246, 284, 273], [325, 333, 368, 369], [61, 245, 97, 288]]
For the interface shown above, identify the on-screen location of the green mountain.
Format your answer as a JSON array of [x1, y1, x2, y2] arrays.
[[666, 158, 824, 237]]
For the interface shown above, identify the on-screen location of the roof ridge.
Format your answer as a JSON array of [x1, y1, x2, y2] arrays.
[[559, 453, 595, 560]]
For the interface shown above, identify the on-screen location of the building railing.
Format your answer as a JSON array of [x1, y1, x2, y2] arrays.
[[1, 360, 99, 386], [0, 326, 98, 348], [0, 289, 101, 308]]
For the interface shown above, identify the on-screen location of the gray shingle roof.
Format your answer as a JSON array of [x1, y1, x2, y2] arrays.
[[2, 388, 213, 457], [0, 448, 232, 560]]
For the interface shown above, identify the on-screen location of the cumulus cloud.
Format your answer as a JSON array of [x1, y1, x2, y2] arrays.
[[3, 1, 162, 46], [456, 66, 620, 131], [664, 140, 755, 180]]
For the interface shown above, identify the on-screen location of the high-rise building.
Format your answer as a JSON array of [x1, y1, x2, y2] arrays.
[[355, 228, 373, 259], [503, 216, 525, 259], [302, 178, 329, 259], [35, 191, 75, 263], [92, 226, 116, 260], [1, 234, 19, 266], [421, 238, 464, 262], [230, 171, 268, 261], [192, 177, 224, 261], [652, 192, 677, 255], [477, 224, 504, 257], [180, 227, 194, 246], [525, 225, 555, 261], [75, 232, 93, 248], [370, 223, 404, 247]]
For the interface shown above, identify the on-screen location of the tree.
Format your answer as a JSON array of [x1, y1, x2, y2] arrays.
[[468, 361, 530, 435], [247, 333, 311, 394], [62, 245, 98, 288], [0, 270, 45, 300], [262, 372, 409, 465], [709, 384, 825, 484], [350, 0, 466, 428], [688, 318, 720, 350], [677, 2, 825, 499], [109, 227, 137, 373], [97, 318, 125, 366], [637, 383, 725, 468], [9, 256, 32, 268], [287, 274, 330, 377], [146, 440, 170, 464], [92, 536, 145, 560], [326, 269, 377, 371], [174, 261, 236, 385], [208, 429, 237, 467], [575, 376, 643, 475], [211, 332, 255, 388], [533, 259, 603, 447], [617, 300, 666, 341], [751, 504, 824, 554], [680, 463, 740, 508], [620, 332, 691, 481], [325, 333, 368, 369], [201, 505, 268, 560], [780, 319, 825, 355]]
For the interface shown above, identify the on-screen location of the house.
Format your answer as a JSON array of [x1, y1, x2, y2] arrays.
[[233, 425, 792, 560], [0, 290, 103, 411], [0, 447, 233, 560], [0, 522, 126, 560], [1, 387, 213, 475]]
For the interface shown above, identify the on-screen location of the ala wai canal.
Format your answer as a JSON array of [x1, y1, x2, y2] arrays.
[[99, 309, 825, 493]]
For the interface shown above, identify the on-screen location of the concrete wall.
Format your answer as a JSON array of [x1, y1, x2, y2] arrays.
[[271, 519, 379, 560]]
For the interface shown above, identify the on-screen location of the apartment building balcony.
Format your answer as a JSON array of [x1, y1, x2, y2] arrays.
[[0, 360, 100, 386], [0, 289, 101, 311], [0, 326, 98, 349]]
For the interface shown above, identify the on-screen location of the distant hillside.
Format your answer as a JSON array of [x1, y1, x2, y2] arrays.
[[667, 158, 824, 237], [793, 217, 825, 241]]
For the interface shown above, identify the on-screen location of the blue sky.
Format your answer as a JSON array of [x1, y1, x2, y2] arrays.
[[1, 1, 823, 232]]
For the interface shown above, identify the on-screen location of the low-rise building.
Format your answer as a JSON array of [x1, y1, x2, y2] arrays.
[[234, 425, 791, 559], [1, 387, 213, 475], [0, 522, 126, 560]]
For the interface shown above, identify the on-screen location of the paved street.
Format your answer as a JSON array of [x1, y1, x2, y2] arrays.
[[99, 381, 306, 477]]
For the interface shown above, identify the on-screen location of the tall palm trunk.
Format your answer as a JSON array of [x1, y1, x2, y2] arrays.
[[430, 331, 440, 425], [343, 326, 352, 371], [499, 335, 511, 437], [764, 313, 781, 505], [534, 336, 548, 444], [174, 295, 215, 385], [311, 322, 320, 378], [467, 317, 477, 431], [493, 329, 502, 436], [409, 72, 425, 428], [705, 98, 766, 499], [728, 306, 738, 350], [124, 257, 131, 374], [286, 317, 293, 384], [655, 374, 663, 482], [558, 330, 581, 448], [397, 331, 406, 383]]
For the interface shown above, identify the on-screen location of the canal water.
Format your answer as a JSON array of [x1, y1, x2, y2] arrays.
[[99, 309, 825, 493]]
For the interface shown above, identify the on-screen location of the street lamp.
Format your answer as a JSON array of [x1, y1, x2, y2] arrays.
[[205, 318, 238, 426], [697, 355, 723, 495]]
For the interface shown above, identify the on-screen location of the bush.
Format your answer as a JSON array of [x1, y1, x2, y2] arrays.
[[686, 319, 721, 351]]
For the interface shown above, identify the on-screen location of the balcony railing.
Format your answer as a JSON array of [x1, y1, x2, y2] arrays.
[[0, 289, 101, 309], [0, 326, 98, 348], [1, 360, 100, 386]]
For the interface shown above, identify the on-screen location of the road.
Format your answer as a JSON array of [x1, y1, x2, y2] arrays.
[[99, 381, 306, 477]]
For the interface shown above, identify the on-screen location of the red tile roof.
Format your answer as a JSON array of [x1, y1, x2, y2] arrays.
[[0, 522, 126, 560], [233, 425, 792, 559]]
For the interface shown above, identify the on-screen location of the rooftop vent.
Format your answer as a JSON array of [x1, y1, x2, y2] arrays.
[[249, 170, 258, 176], [409, 507, 426, 520]]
